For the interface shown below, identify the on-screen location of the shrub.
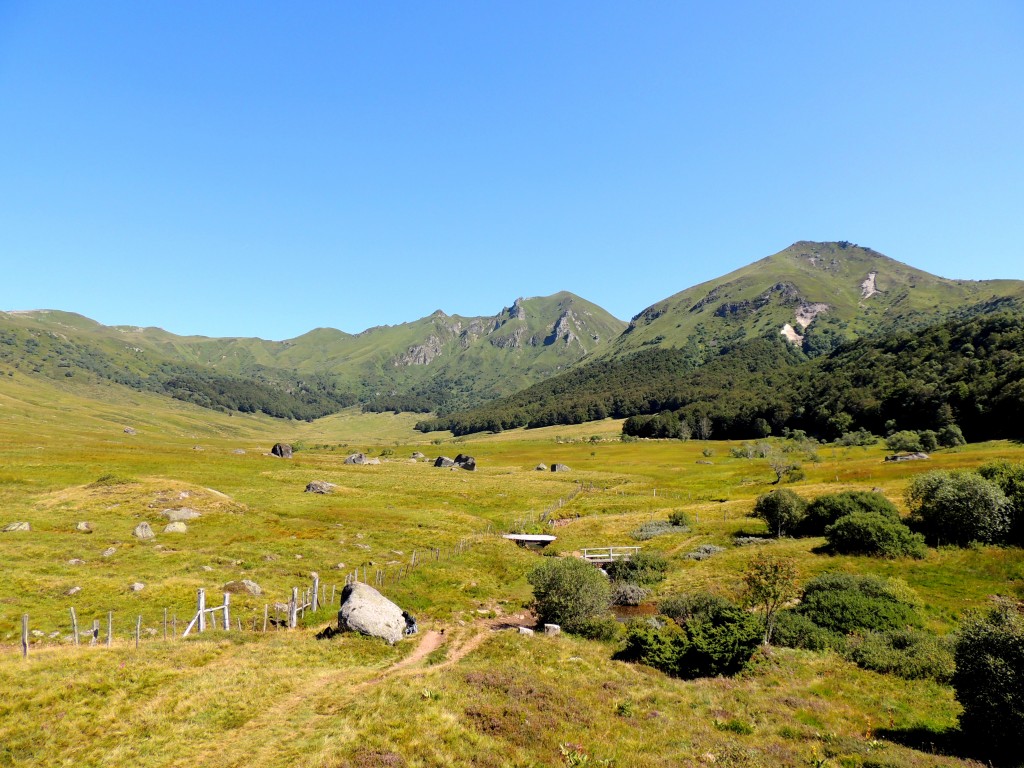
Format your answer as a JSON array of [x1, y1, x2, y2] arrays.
[[527, 557, 611, 633], [684, 544, 725, 561], [845, 629, 954, 682], [953, 601, 1024, 755], [800, 490, 900, 536], [772, 610, 835, 651], [796, 573, 920, 636], [574, 615, 625, 643], [824, 512, 927, 558], [605, 552, 669, 586], [886, 430, 923, 453], [837, 428, 878, 447], [752, 489, 807, 537], [978, 460, 1024, 545], [610, 582, 649, 606], [667, 509, 691, 527], [937, 423, 966, 448], [617, 599, 761, 679], [658, 592, 735, 624], [631, 520, 687, 541], [906, 470, 1011, 546]]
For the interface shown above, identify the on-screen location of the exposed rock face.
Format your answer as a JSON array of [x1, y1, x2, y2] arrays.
[[396, 334, 444, 366], [780, 323, 804, 346], [271, 443, 293, 459], [795, 302, 830, 329], [133, 522, 155, 540], [861, 271, 880, 299], [305, 480, 337, 494], [454, 454, 476, 471], [76, 521, 93, 533], [224, 579, 262, 596], [434, 456, 455, 468], [545, 310, 581, 346], [3, 522, 30, 532], [337, 582, 407, 644], [163, 522, 187, 533], [551, 464, 571, 473], [161, 508, 201, 522]]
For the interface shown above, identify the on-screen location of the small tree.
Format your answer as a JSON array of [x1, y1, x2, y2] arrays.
[[527, 557, 611, 633], [752, 488, 807, 537], [743, 553, 798, 645], [953, 600, 1024, 757], [906, 470, 1011, 546], [886, 430, 923, 453]]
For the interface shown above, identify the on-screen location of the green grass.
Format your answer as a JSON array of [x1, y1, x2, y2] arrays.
[[1, 373, 1022, 766]]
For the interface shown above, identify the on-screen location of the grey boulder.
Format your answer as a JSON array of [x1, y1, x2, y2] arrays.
[[337, 582, 407, 644], [163, 522, 188, 533], [161, 508, 201, 522], [271, 443, 293, 458], [133, 522, 155, 540], [434, 456, 455, 468], [2, 522, 30, 532], [305, 480, 337, 494], [551, 463, 572, 473]]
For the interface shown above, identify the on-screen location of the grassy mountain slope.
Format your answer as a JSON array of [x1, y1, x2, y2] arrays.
[[613, 241, 1024, 360]]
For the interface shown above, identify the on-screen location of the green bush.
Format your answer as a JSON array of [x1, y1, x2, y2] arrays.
[[906, 470, 1011, 546], [752, 488, 807, 537], [771, 610, 836, 651], [978, 460, 1024, 545], [658, 592, 735, 625], [527, 557, 611, 634], [667, 509, 691, 527], [937, 423, 966, 447], [796, 573, 920, 636], [605, 552, 669, 586], [845, 629, 955, 682], [630, 521, 686, 541], [574, 615, 625, 643], [617, 599, 761, 679], [610, 582, 649, 606], [886, 430, 923, 453], [953, 601, 1024, 755], [800, 490, 900, 536], [824, 512, 927, 558]]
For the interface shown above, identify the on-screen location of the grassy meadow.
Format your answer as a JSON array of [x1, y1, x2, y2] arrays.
[[1, 374, 1022, 767]]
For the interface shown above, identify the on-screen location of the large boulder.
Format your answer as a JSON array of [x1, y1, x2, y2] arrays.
[[2, 522, 30, 532], [224, 579, 262, 596], [345, 453, 380, 465], [454, 454, 476, 471], [434, 456, 455, 468], [337, 582, 407, 644], [271, 443, 293, 459], [133, 522, 155, 540], [305, 480, 337, 494], [163, 522, 188, 533]]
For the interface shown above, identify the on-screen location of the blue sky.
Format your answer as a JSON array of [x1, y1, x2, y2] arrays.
[[1, 2, 1022, 339]]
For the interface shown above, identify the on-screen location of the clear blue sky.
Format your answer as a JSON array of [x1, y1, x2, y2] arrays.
[[1, 2, 1022, 339]]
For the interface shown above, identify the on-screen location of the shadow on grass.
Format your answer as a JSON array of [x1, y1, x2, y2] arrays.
[[875, 725, 1020, 767]]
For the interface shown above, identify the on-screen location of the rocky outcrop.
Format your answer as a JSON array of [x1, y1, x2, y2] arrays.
[[271, 443, 293, 459], [305, 480, 337, 494], [545, 310, 580, 347], [337, 582, 407, 644], [395, 335, 444, 366]]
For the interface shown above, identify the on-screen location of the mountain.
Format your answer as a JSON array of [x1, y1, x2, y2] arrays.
[[0, 292, 626, 418], [609, 240, 1024, 361]]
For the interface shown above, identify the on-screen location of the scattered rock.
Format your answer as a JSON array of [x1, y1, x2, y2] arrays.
[[434, 456, 456, 468], [305, 480, 337, 494], [355, 543, 371, 551], [262, 554, 278, 561], [2, 522, 30, 532], [885, 452, 930, 462], [331, 562, 347, 570], [224, 579, 262, 596], [544, 624, 561, 635], [517, 626, 535, 635], [128, 582, 145, 592], [192, 445, 204, 451], [551, 464, 571, 473], [202, 565, 214, 571], [161, 508, 201, 522], [411, 452, 426, 460], [696, 460, 713, 465], [337, 582, 408, 644], [535, 464, 548, 471], [145, 628, 157, 636], [31, 630, 45, 638], [178, 491, 191, 499], [102, 546, 117, 557], [133, 522, 155, 540], [65, 586, 82, 596], [734, 537, 769, 547], [271, 443, 293, 459], [345, 453, 370, 465], [68, 558, 86, 566], [76, 521, 93, 533], [454, 453, 476, 471], [163, 522, 187, 533], [232, 449, 246, 455], [123, 427, 137, 435]]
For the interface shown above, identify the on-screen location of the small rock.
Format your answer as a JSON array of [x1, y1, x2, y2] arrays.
[[696, 460, 713, 465], [31, 630, 44, 638], [271, 443, 293, 459], [535, 463, 547, 471], [224, 579, 262, 596], [133, 522, 155, 540], [331, 562, 347, 570], [305, 480, 337, 494], [163, 522, 187, 533], [76, 521, 92, 533], [192, 445, 204, 451], [102, 546, 117, 558], [178, 491, 191, 499], [202, 565, 214, 571], [145, 628, 157, 636], [2, 522, 30, 532], [551, 464, 571, 473], [544, 624, 561, 635], [309, 571, 319, 580], [65, 586, 82, 596], [411, 452, 426, 460], [262, 554, 278, 561], [129, 582, 145, 592], [294, 554, 303, 559], [68, 558, 86, 566], [124, 427, 137, 435], [517, 626, 535, 635], [232, 449, 246, 455]]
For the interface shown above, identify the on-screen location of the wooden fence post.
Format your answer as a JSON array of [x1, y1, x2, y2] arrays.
[[330, 584, 336, 605], [290, 587, 298, 629], [107, 611, 112, 647], [135, 616, 141, 650], [312, 575, 319, 612], [21, 614, 28, 658], [92, 619, 99, 646], [163, 608, 168, 641], [197, 589, 206, 633], [70, 607, 79, 646], [222, 593, 230, 632], [172, 613, 177, 637], [263, 604, 268, 632]]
